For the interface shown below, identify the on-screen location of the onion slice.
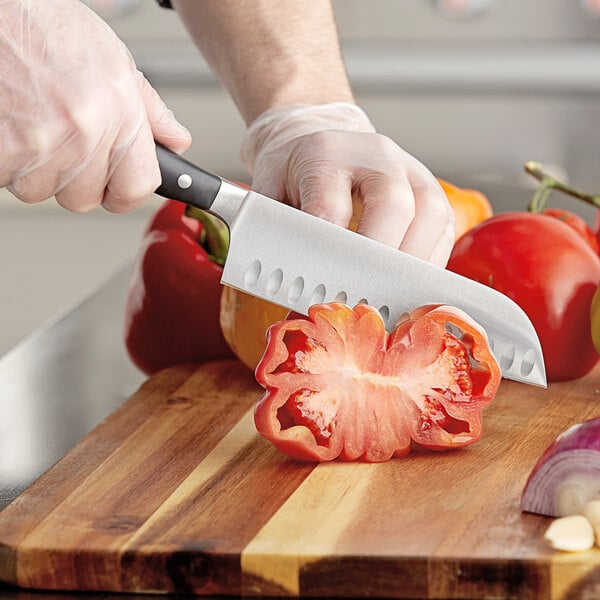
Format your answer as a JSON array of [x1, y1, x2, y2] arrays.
[[521, 417, 600, 517]]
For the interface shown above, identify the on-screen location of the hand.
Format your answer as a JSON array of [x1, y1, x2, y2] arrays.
[[241, 103, 455, 267], [0, 0, 191, 212]]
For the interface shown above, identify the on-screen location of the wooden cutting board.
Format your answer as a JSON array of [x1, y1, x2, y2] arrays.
[[1, 359, 599, 599]]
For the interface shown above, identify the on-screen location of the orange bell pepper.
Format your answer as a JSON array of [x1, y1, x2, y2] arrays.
[[437, 178, 493, 240]]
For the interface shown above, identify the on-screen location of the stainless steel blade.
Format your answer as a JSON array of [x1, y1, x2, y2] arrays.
[[212, 184, 546, 387]]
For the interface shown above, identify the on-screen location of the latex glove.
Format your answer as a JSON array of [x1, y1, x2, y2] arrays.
[[0, 0, 191, 212], [241, 103, 455, 267]]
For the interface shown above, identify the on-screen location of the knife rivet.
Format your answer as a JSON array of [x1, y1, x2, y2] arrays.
[[177, 173, 192, 189]]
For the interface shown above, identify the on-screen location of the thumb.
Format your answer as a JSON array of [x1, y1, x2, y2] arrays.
[[138, 72, 192, 154]]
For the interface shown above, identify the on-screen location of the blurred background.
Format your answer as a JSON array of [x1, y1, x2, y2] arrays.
[[1, 0, 600, 357]]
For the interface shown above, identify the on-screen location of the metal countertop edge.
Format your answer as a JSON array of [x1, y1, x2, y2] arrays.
[[0, 263, 145, 513]]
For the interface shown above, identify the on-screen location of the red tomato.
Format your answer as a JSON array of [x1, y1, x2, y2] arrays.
[[544, 208, 599, 254], [593, 210, 600, 252], [254, 303, 501, 463], [447, 212, 600, 382]]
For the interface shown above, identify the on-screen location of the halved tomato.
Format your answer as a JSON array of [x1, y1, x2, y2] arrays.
[[254, 303, 501, 462]]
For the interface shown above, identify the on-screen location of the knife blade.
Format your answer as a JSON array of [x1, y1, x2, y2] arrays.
[[154, 145, 547, 388]]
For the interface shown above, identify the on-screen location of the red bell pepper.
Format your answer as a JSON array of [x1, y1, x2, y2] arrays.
[[124, 200, 234, 375]]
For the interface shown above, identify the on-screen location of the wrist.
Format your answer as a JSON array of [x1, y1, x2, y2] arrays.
[[241, 102, 375, 174]]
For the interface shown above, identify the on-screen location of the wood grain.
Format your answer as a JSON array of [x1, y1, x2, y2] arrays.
[[0, 359, 599, 599]]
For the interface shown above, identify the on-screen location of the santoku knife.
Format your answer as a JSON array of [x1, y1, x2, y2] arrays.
[[154, 144, 547, 388]]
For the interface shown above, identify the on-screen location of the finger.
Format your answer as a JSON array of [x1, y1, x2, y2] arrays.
[[355, 171, 416, 248], [138, 72, 191, 154], [428, 221, 456, 268], [6, 108, 107, 206], [295, 166, 354, 228], [5, 127, 71, 203], [54, 146, 110, 213], [397, 182, 454, 262], [8, 171, 57, 204], [102, 118, 161, 213], [0, 121, 52, 193]]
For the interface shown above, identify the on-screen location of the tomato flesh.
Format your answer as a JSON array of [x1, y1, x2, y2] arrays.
[[254, 303, 501, 462]]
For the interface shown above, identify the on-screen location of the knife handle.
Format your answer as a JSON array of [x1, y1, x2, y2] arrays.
[[154, 144, 221, 210]]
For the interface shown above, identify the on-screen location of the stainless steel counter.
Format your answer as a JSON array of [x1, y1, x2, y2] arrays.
[[0, 265, 154, 599], [0, 266, 145, 515]]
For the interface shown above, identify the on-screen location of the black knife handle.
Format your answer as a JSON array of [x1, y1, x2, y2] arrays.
[[155, 143, 222, 210]]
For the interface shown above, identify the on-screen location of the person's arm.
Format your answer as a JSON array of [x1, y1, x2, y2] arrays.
[[171, 0, 455, 266], [171, 0, 354, 124]]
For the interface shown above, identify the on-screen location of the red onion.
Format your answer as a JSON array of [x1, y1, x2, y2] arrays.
[[521, 416, 600, 517]]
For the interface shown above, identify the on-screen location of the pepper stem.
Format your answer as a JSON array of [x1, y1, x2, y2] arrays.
[[525, 161, 600, 213], [185, 206, 229, 266]]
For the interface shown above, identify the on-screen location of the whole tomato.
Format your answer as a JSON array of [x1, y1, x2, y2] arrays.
[[447, 212, 600, 382], [545, 207, 598, 254]]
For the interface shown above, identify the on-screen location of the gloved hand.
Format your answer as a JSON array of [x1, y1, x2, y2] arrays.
[[0, 0, 191, 212], [241, 103, 455, 267]]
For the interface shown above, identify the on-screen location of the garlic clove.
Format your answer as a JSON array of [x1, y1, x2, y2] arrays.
[[544, 515, 595, 552], [581, 499, 600, 547]]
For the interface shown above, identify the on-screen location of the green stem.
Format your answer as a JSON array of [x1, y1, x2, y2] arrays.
[[185, 206, 229, 265], [524, 161, 600, 212], [528, 180, 553, 214]]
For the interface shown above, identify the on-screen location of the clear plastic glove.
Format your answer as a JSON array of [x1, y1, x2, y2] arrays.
[[0, 0, 191, 212], [241, 103, 455, 267]]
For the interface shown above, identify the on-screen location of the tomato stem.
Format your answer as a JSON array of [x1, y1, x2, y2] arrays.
[[185, 206, 229, 265], [525, 161, 600, 212]]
